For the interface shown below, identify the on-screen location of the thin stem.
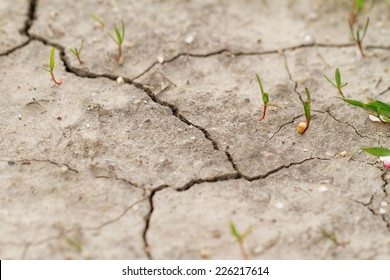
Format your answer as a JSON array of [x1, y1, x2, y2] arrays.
[[50, 71, 62, 85], [305, 119, 310, 132], [357, 41, 365, 57], [77, 54, 84, 65], [337, 88, 345, 98], [238, 240, 249, 260], [258, 105, 267, 122], [116, 44, 122, 62]]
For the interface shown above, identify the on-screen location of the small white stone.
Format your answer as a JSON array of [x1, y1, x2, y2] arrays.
[[275, 201, 284, 209], [307, 11, 318, 21], [190, 136, 196, 140], [60, 166, 68, 173], [380, 201, 388, 207], [116, 76, 124, 84], [18, 114, 22, 120], [303, 148, 309, 152], [86, 123, 90, 128], [379, 208, 386, 214], [340, 151, 347, 157], [184, 33, 195, 44], [132, 204, 139, 211], [303, 34, 314, 44], [369, 114, 381, 122], [157, 55, 164, 64], [318, 186, 328, 192]]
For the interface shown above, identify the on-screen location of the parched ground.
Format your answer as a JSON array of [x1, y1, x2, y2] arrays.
[[1, 0, 390, 259]]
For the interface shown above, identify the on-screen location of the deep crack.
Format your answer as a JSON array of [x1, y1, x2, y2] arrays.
[[142, 185, 170, 259]]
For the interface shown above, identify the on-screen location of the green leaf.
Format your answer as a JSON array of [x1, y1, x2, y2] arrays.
[[335, 68, 341, 87], [50, 47, 55, 71], [361, 17, 370, 41], [263, 92, 269, 104], [323, 74, 337, 88], [115, 27, 121, 43], [69, 48, 77, 56], [340, 98, 366, 109], [361, 147, 390, 157], [256, 74, 265, 95], [91, 14, 104, 25], [230, 222, 241, 240], [355, 0, 366, 11], [241, 226, 252, 240], [303, 88, 311, 121]]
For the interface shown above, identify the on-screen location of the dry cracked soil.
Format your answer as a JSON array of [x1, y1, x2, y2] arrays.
[[1, 0, 390, 259]]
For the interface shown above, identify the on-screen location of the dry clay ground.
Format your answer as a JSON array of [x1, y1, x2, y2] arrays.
[[1, 0, 390, 259]]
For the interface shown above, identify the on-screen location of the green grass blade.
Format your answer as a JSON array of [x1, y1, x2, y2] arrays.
[[323, 74, 337, 88], [91, 14, 104, 25], [335, 68, 341, 87], [50, 47, 55, 71], [121, 20, 125, 44], [69, 48, 77, 56], [230, 222, 241, 240], [355, 0, 366, 11], [361, 147, 390, 157], [361, 17, 370, 41], [107, 32, 118, 44], [114, 27, 121, 43], [256, 74, 265, 95]]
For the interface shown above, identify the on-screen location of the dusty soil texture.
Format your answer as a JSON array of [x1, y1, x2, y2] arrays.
[[1, 0, 390, 259]]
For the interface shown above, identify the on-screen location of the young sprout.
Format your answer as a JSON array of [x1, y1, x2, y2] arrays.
[[349, 0, 366, 24], [107, 20, 125, 62], [91, 14, 105, 30], [297, 87, 311, 134], [256, 74, 269, 122], [324, 68, 348, 98], [348, 17, 370, 57], [69, 39, 84, 64], [321, 229, 349, 247], [340, 98, 390, 123], [41, 47, 62, 85], [361, 147, 390, 168], [230, 222, 252, 260]]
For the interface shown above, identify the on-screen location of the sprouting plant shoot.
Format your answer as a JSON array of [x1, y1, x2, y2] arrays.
[[324, 68, 348, 98], [107, 20, 125, 62], [41, 47, 62, 85], [348, 17, 370, 57], [256, 74, 269, 122], [297, 87, 311, 134], [340, 98, 390, 123], [361, 147, 390, 169], [69, 39, 84, 64], [230, 222, 252, 260], [321, 229, 349, 247], [91, 14, 105, 29], [349, 0, 366, 24]]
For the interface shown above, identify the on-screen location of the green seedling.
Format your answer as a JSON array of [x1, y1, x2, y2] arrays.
[[230, 222, 252, 260], [321, 229, 349, 247], [349, 17, 370, 57], [69, 39, 84, 64], [361, 147, 390, 169], [91, 14, 105, 29], [41, 47, 62, 85], [350, 0, 366, 24], [340, 98, 390, 123], [297, 87, 311, 134], [107, 20, 125, 62], [64, 236, 82, 252], [324, 68, 348, 98], [256, 74, 269, 122]]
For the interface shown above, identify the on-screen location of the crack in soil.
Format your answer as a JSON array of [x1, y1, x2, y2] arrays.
[[325, 109, 374, 140], [2, 158, 78, 173], [142, 185, 170, 259], [95, 175, 146, 195], [265, 114, 303, 144]]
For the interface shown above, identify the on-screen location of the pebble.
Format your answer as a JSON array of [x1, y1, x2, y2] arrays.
[[199, 248, 210, 259], [18, 114, 22, 120], [157, 55, 164, 64], [379, 208, 386, 214], [318, 186, 328, 192], [60, 166, 68, 173], [86, 123, 90, 128], [303, 34, 314, 45], [116, 76, 124, 84], [303, 148, 309, 152], [340, 151, 347, 157], [380, 201, 388, 207], [184, 34, 195, 44], [275, 201, 284, 209]]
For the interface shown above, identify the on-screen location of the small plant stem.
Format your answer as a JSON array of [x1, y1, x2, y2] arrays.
[[238, 240, 249, 260], [357, 41, 365, 57], [116, 44, 122, 62], [77, 56, 84, 64], [50, 71, 62, 85], [259, 104, 267, 122], [305, 119, 310, 132], [337, 88, 345, 98]]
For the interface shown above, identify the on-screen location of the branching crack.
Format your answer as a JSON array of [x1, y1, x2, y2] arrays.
[[265, 114, 303, 144], [325, 109, 373, 140], [95, 175, 146, 195]]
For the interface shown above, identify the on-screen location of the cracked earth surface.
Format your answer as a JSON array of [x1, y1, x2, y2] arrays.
[[1, 0, 390, 259]]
